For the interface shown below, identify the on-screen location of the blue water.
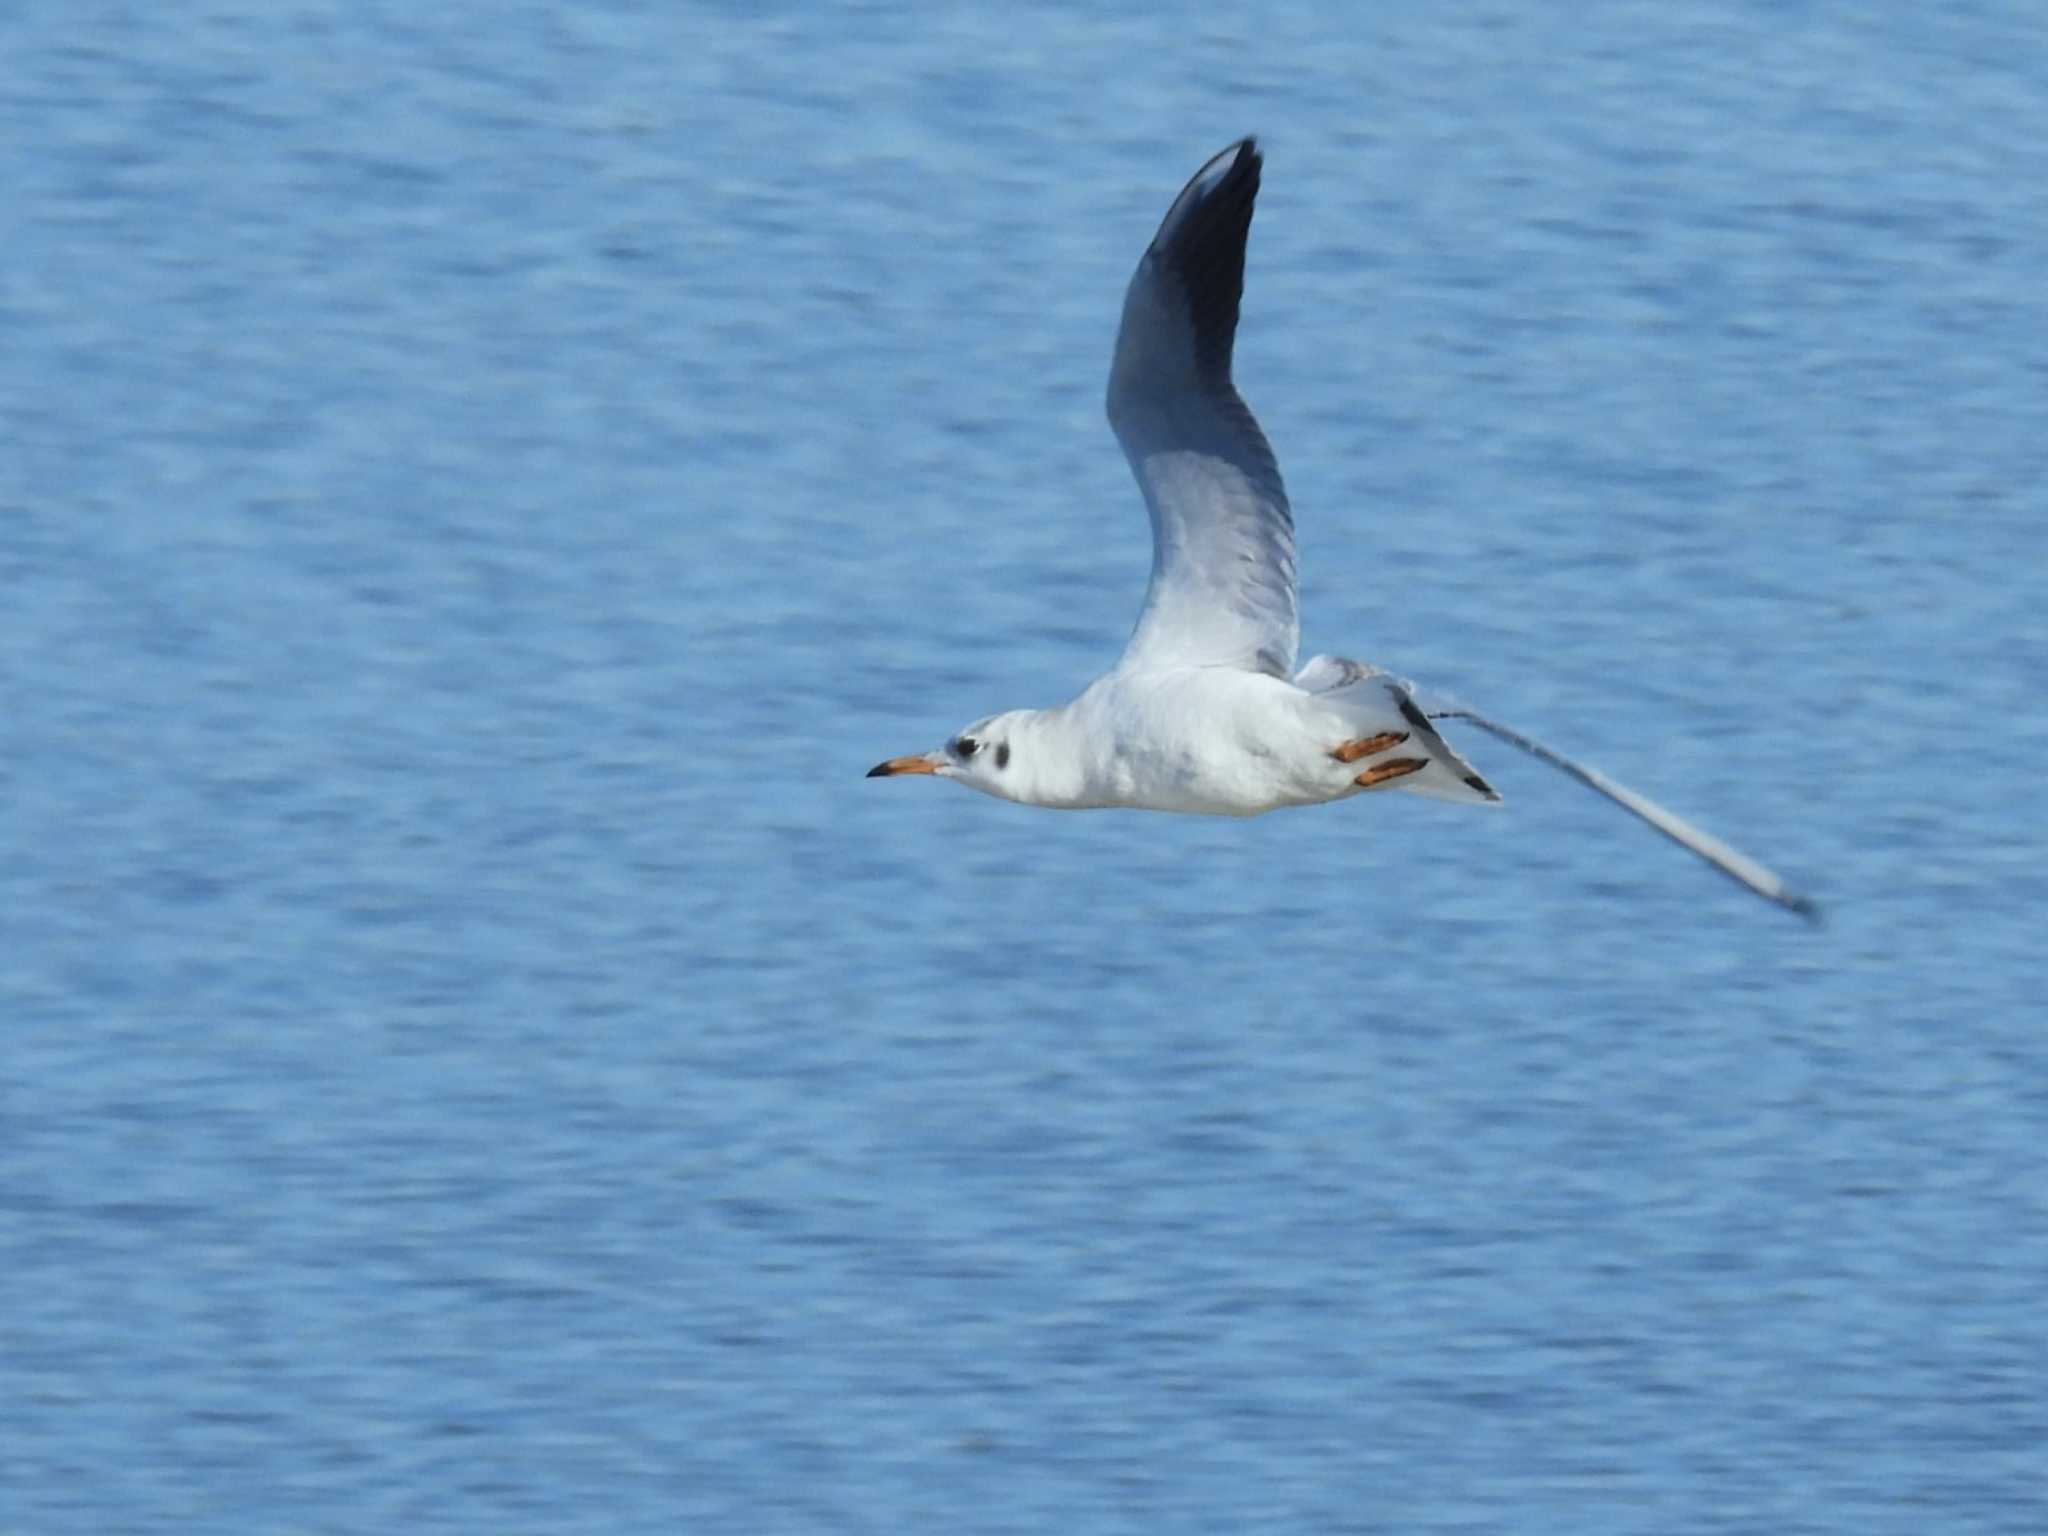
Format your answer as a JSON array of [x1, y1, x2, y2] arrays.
[[5, 3, 2046, 1531]]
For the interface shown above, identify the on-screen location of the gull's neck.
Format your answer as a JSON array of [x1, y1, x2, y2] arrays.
[[985, 702, 1101, 809]]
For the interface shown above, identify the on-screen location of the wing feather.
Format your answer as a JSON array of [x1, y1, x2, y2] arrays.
[[1428, 703, 1821, 921], [1107, 139, 1297, 677]]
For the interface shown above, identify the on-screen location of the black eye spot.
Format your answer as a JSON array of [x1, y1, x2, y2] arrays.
[[954, 736, 979, 758], [994, 742, 1010, 769]]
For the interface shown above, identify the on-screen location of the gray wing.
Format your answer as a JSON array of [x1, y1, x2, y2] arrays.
[[1426, 702, 1822, 922], [1107, 138, 1298, 678]]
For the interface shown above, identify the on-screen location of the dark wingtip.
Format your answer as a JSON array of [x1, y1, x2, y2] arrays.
[[1782, 889, 1825, 926], [1155, 137, 1265, 382]]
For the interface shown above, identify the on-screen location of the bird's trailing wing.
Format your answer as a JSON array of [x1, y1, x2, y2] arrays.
[[1426, 699, 1820, 920]]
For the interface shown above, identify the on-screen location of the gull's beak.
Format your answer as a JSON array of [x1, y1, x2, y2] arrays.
[[866, 752, 945, 778]]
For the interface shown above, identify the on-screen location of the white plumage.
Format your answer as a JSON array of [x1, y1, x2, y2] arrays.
[[870, 139, 1816, 921]]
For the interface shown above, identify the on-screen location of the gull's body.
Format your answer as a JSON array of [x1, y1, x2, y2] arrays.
[[945, 668, 1391, 815], [871, 139, 1816, 920]]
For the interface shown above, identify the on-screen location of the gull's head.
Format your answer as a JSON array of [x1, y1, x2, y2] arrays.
[[866, 714, 1025, 801]]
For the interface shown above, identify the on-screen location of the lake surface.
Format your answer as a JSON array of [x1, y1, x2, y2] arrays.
[[5, 3, 2046, 1532]]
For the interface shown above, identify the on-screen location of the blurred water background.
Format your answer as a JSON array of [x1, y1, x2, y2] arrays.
[[4, 2, 2046, 1532]]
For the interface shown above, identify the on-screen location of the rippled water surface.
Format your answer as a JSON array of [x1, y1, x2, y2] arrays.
[[5, 3, 2046, 1532]]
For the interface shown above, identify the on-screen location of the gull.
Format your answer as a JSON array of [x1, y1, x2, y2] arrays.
[[869, 138, 1817, 921]]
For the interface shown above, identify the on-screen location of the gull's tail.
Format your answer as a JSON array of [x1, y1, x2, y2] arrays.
[[1294, 656, 1501, 807]]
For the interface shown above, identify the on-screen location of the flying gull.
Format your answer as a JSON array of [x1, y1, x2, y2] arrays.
[[870, 139, 1817, 921]]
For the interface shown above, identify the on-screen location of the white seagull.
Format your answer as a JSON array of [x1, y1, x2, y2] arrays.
[[870, 138, 1817, 921]]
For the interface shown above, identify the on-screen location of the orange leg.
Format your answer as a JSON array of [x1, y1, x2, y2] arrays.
[[1329, 731, 1409, 764], [1354, 757, 1427, 789]]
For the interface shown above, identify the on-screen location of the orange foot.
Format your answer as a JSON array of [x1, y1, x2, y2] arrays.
[[1329, 731, 1409, 764], [1354, 757, 1427, 789]]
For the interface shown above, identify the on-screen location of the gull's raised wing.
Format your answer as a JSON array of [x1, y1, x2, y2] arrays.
[[1107, 138, 1298, 678]]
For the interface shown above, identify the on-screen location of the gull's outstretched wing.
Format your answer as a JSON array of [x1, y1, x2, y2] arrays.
[[1426, 702, 1821, 921], [1107, 138, 1297, 678]]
